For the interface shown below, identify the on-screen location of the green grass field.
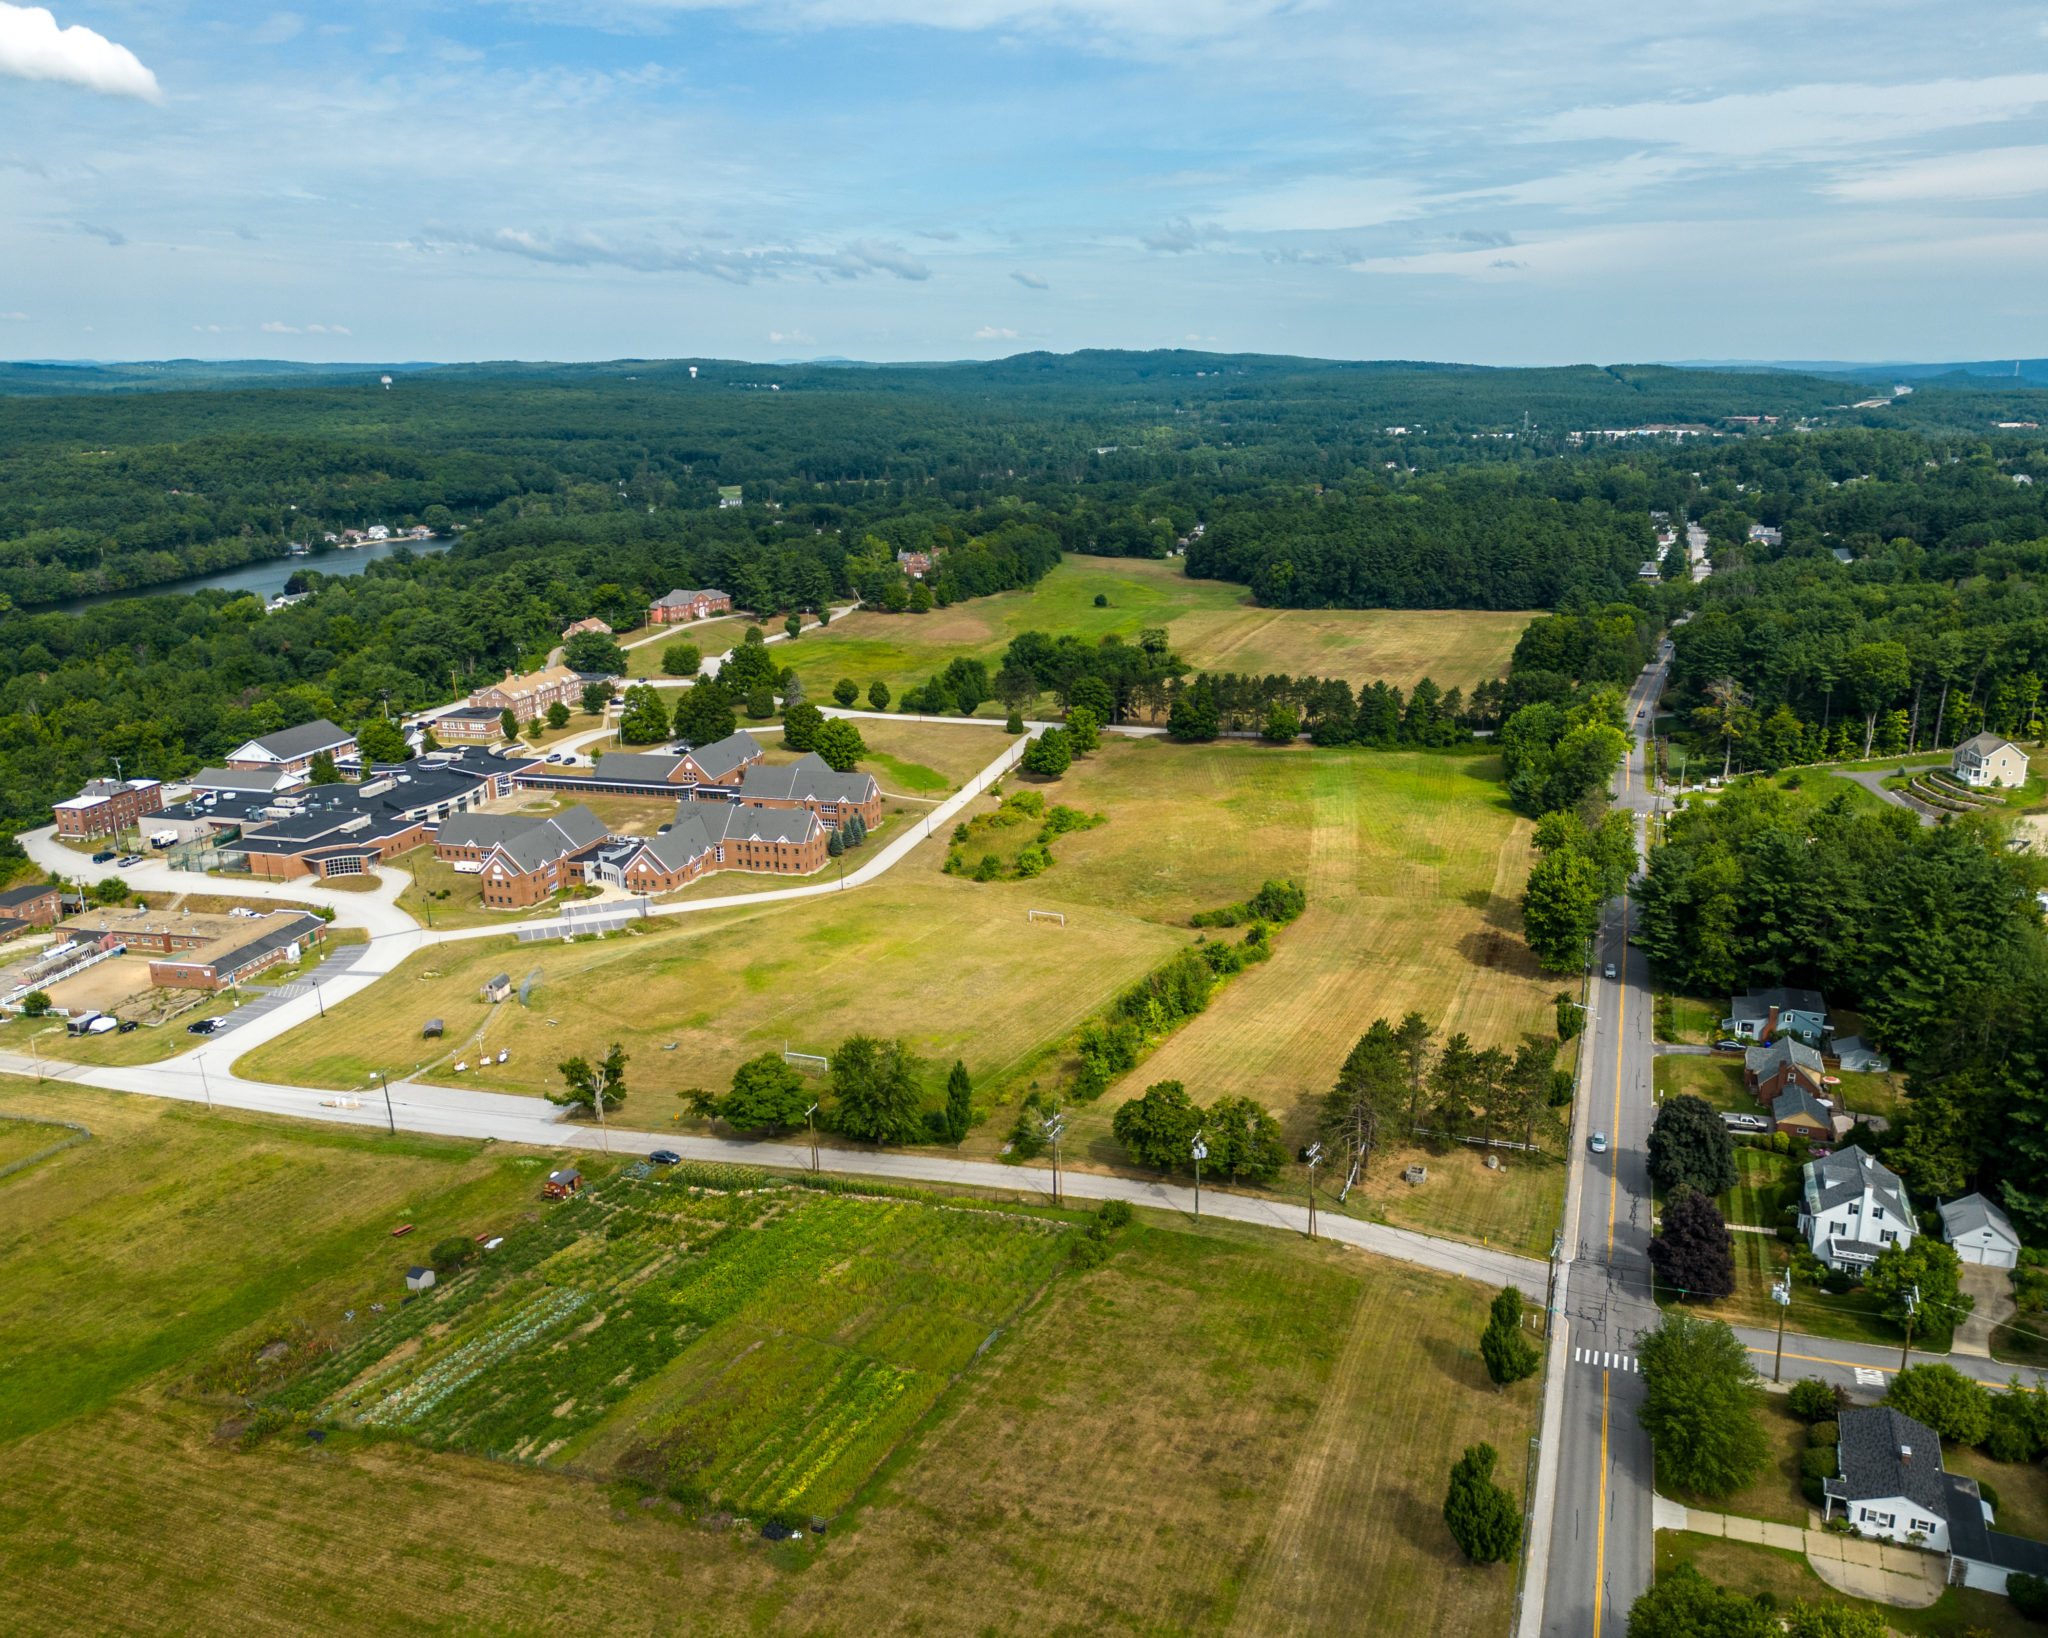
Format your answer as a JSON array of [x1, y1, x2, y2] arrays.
[[0, 1082, 1539, 1638], [778, 556, 1535, 713]]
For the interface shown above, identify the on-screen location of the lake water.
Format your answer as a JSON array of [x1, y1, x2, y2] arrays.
[[51, 536, 448, 614]]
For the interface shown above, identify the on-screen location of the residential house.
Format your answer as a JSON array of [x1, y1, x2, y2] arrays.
[[1723, 986, 1830, 1046], [1748, 524, 1783, 547], [736, 752, 882, 830], [1798, 1146, 1915, 1273], [716, 487, 742, 509], [225, 719, 358, 774], [1745, 1037, 1827, 1104], [1952, 733, 2029, 790], [562, 617, 612, 639], [1833, 1035, 1890, 1073], [469, 665, 581, 724], [896, 549, 932, 578], [147, 910, 326, 990], [1637, 560, 1663, 582], [1949, 1469, 2048, 1595], [52, 776, 164, 840], [648, 587, 733, 625], [1771, 1084, 1837, 1142], [0, 882, 63, 929], [1820, 1407, 1959, 1548], [473, 805, 612, 908], [1940, 1193, 2022, 1269]]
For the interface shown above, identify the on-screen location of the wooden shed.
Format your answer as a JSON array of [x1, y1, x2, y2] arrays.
[[405, 1266, 436, 1291], [483, 973, 513, 1004], [544, 1168, 583, 1199]]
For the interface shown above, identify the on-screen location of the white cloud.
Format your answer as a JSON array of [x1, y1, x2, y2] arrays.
[[0, 2, 160, 101], [76, 220, 123, 245], [1828, 144, 2048, 202], [768, 328, 812, 343], [1011, 270, 1049, 288], [0, 310, 27, 320], [590, 0, 1288, 46], [974, 325, 1017, 339], [431, 225, 930, 284], [261, 320, 299, 333]]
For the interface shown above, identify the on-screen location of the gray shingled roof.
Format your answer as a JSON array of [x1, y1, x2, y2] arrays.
[[622, 809, 721, 874], [488, 805, 611, 873], [738, 751, 876, 805], [1956, 731, 2020, 758], [0, 881, 56, 910], [435, 812, 536, 852], [1804, 1145, 1911, 1221], [190, 766, 300, 792], [591, 751, 686, 785], [1939, 1192, 2020, 1246], [1730, 986, 1827, 1022], [651, 587, 723, 608], [237, 718, 354, 762], [1746, 1037, 1825, 1079], [1773, 1084, 1834, 1127], [1825, 1407, 1950, 1517], [721, 805, 820, 845], [682, 730, 762, 781]]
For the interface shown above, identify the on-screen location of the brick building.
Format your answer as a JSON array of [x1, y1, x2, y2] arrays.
[[514, 732, 765, 798], [52, 777, 164, 840], [473, 806, 612, 908], [0, 881, 62, 936], [737, 752, 882, 831], [590, 802, 828, 894], [147, 911, 327, 990], [648, 588, 732, 625], [469, 665, 582, 724]]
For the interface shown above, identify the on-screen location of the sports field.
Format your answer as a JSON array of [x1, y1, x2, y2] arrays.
[[780, 556, 1535, 710], [0, 1082, 1539, 1638]]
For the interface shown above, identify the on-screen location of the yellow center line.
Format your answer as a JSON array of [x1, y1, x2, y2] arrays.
[[1592, 1366, 1612, 1635], [1746, 1346, 1893, 1374], [1607, 899, 1627, 1259]]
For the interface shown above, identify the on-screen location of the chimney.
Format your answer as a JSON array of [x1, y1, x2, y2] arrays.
[[1765, 1004, 1780, 1042], [1900, 1445, 1912, 1464]]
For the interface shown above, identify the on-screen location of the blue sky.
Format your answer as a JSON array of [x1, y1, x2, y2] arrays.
[[3, 0, 2046, 365]]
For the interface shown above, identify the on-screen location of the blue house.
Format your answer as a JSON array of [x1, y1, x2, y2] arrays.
[[1723, 986, 1829, 1047]]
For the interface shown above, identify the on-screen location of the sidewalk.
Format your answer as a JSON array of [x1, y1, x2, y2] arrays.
[[1653, 1498, 1946, 1606]]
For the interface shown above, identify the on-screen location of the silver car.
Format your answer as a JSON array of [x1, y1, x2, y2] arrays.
[[1590, 1131, 1609, 1154]]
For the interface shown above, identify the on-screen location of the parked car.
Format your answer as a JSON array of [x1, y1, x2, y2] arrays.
[[116, 1019, 139, 1033], [186, 1017, 225, 1035], [92, 849, 117, 864], [1722, 1112, 1770, 1132], [649, 1149, 681, 1166], [117, 854, 144, 868], [1589, 1131, 1609, 1154]]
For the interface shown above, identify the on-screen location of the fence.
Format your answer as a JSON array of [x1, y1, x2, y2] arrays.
[[0, 1111, 92, 1182]]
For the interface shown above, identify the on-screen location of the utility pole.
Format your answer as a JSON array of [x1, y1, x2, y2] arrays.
[[1900, 1285, 1920, 1373], [1043, 1108, 1067, 1207], [595, 1086, 609, 1155], [199, 1055, 214, 1113], [1545, 1229, 1563, 1338], [1304, 1141, 1323, 1240], [806, 1103, 819, 1174], [1191, 1131, 1208, 1218], [372, 1069, 393, 1134], [1771, 1271, 1792, 1382]]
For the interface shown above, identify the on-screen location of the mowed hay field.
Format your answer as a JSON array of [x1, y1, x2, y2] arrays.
[[0, 1087, 1538, 1638], [235, 876, 1187, 1114], [780, 556, 1535, 708]]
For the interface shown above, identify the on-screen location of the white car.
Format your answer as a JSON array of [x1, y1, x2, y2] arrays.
[[1590, 1131, 1609, 1154]]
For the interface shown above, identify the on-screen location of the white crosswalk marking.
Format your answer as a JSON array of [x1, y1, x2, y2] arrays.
[[1576, 1349, 1637, 1373], [1855, 1367, 1886, 1387]]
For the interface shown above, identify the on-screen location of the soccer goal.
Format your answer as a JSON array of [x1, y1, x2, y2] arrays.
[[1027, 909, 1066, 927], [783, 1049, 830, 1075]]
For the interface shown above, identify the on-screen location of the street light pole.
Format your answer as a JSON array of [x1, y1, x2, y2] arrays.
[[1191, 1131, 1208, 1218], [1900, 1285, 1919, 1373], [372, 1070, 393, 1134], [1771, 1271, 1792, 1382], [198, 1054, 213, 1113], [1304, 1141, 1323, 1240]]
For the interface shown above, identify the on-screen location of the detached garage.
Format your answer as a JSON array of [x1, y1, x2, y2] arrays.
[[1941, 1193, 2022, 1269]]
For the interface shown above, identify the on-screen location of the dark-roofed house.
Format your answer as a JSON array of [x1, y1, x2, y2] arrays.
[[1941, 1193, 2022, 1268], [225, 718, 357, 773], [649, 588, 732, 624], [434, 811, 552, 867], [1798, 1145, 1916, 1272], [147, 910, 326, 991], [1746, 1036, 1826, 1104], [590, 802, 829, 894], [1948, 1466, 2048, 1594], [738, 752, 882, 831], [475, 805, 612, 908], [1723, 986, 1830, 1046], [514, 731, 765, 799], [0, 881, 63, 929], [1772, 1083, 1836, 1141], [1822, 1407, 1958, 1548]]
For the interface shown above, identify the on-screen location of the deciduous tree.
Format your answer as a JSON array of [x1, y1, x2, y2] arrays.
[[812, 718, 867, 772], [1647, 1094, 1738, 1198], [553, 1042, 628, 1116], [1650, 1185, 1737, 1300], [1637, 1311, 1769, 1497], [1112, 1079, 1201, 1170], [829, 1034, 925, 1145]]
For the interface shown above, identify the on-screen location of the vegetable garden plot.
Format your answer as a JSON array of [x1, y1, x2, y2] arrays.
[[263, 1174, 1069, 1519]]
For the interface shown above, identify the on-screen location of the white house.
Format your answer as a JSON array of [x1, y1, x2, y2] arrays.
[[1951, 733, 2029, 790], [1940, 1192, 2022, 1269], [1822, 1407, 1963, 1549], [1798, 1146, 1915, 1273]]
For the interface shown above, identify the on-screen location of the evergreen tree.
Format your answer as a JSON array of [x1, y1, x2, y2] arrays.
[[1065, 705, 1101, 754], [1006, 708, 1025, 734], [833, 677, 859, 706], [1647, 1095, 1738, 1197], [944, 1059, 973, 1143], [1441, 1443, 1520, 1564], [1650, 1185, 1737, 1300], [308, 749, 342, 785], [867, 680, 892, 711], [783, 701, 824, 751], [499, 707, 519, 741], [617, 684, 672, 745], [827, 828, 844, 858], [1481, 1286, 1541, 1388]]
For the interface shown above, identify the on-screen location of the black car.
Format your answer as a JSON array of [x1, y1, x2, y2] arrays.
[[186, 1017, 225, 1035], [116, 1019, 139, 1033], [92, 849, 117, 864], [649, 1149, 681, 1166]]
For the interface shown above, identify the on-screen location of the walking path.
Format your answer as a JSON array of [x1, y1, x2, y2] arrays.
[[1829, 768, 1937, 827], [1652, 1498, 1946, 1607]]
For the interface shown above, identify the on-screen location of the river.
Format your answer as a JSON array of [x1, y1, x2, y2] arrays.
[[50, 536, 449, 614]]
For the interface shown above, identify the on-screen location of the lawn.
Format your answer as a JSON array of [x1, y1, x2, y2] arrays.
[[1654, 1054, 1750, 1111], [1665, 1227, 1902, 1348], [1339, 1141, 1569, 1259], [620, 615, 756, 678], [0, 1112, 76, 1170], [777, 556, 1536, 713], [1659, 995, 1721, 1045], [1657, 1532, 2033, 1637], [1659, 1389, 1809, 1526], [0, 1080, 1540, 1638], [1947, 1440, 2048, 1543], [1721, 1144, 1798, 1228], [234, 876, 1187, 1113]]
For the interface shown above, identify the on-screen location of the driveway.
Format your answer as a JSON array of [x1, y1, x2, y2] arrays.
[[1828, 769, 1937, 827]]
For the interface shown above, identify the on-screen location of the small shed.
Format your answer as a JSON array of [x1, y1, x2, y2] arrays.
[[1402, 1164, 1427, 1186], [483, 973, 513, 1004], [405, 1266, 436, 1291], [422, 1017, 444, 1039], [1941, 1193, 2022, 1269], [544, 1167, 583, 1199]]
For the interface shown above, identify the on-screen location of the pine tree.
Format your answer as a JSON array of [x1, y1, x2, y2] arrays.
[[944, 1059, 972, 1143], [1442, 1443, 1520, 1563], [1481, 1286, 1541, 1388]]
